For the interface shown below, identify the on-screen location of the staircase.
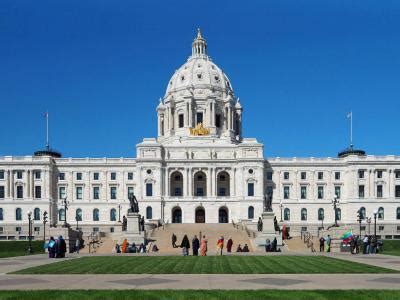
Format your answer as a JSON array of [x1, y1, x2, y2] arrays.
[[148, 223, 253, 254], [80, 236, 117, 254]]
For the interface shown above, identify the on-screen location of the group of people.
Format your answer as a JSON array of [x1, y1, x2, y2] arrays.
[[47, 236, 67, 258], [115, 242, 158, 253], [362, 235, 383, 254], [172, 233, 250, 256], [319, 235, 332, 252], [265, 237, 279, 252]]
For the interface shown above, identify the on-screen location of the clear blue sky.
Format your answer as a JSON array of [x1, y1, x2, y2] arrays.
[[1, 1, 399, 158]]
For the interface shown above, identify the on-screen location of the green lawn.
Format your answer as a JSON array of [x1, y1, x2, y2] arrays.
[[15, 255, 397, 274], [381, 240, 400, 256], [0, 241, 45, 258], [0, 290, 399, 300]]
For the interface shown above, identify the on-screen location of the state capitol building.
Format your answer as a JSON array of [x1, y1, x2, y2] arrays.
[[1, 30, 400, 239]]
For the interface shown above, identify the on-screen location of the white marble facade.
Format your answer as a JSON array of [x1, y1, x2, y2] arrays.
[[0, 30, 400, 238]]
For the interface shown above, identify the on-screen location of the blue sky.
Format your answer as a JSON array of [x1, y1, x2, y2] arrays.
[[1, 1, 399, 158]]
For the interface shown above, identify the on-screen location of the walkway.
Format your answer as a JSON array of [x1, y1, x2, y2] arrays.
[[0, 253, 399, 290]]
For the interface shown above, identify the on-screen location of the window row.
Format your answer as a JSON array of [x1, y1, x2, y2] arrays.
[[58, 186, 135, 200], [0, 186, 42, 199], [282, 208, 341, 221], [281, 185, 341, 200], [281, 171, 342, 181], [358, 185, 400, 198], [58, 172, 134, 181], [0, 170, 42, 180], [0, 207, 42, 221]]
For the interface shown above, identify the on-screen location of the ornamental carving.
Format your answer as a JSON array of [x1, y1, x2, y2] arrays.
[[189, 122, 210, 136]]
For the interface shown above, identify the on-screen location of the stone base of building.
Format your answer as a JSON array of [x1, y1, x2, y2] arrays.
[[255, 212, 282, 250]]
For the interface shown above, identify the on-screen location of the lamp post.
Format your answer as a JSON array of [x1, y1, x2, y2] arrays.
[[279, 201, 283, 222], [366, 217, 372, 235], [27, 211, 33, 254], [321, 215, 324, 230], [43, 211, 48, 242], [118, 203, 122, 223], [332, 195, 339, 227], [357, 210, 362, 236], [75, 216, 79, 230], [62, 197, 69, 227], [373, 209, 378, 238]]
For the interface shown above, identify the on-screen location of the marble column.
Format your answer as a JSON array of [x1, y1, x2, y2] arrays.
[[10, 170, 14, 198], [6, 170, 10, 198], [27, 170, 31, 198]]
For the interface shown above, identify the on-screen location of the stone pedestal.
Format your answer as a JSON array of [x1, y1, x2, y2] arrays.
[[48, 226, 81, 253], [122, 212, 145, 245], [255, 212, 283, 250]]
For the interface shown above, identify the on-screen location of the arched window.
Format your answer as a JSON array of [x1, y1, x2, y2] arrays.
[[397, 207, 400, 220], [0, 208, 3, 221], [110, 209, 116, 221], [284, 208, 290, 221], [318, 208, 324, 221], [301, 208, 307, 221], [76, 209, 82, 221], [359, 207, 366, 220], [34, 208, 40, 221], [16, 208, 22, 221], [336, 208, 342, 221], [93, 209, 99, 221], [378, 207, 384, 220], [248, 206, 254, 219], [146, 206, 153, 219], [58, 208, 65, 221]]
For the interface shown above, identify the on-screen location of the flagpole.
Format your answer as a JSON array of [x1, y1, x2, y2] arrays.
[[350, 111, 353, 149], [45, 112, 49, 150]]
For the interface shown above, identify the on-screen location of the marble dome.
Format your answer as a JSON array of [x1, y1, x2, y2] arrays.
[[165, 29, 234, 97]]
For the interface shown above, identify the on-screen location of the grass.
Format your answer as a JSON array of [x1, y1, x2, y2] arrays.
[[381, 240, 400, 256], [0, 241, 45, 258], [15, 255, 398, 274], [0, 290, 400, 300]]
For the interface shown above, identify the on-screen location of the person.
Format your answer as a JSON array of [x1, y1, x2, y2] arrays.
[[226, 238, 233, 253], [200, 235, 208, 256], [354, 235, 360, 254], [257, 217, 263, 232], [192, 235, 200, 256], [48, 236, 56, 258], [56, 236, 67, 258], [363, 235, 369, 254], [272, 237, 277, 252], [217, 236, 224, 256], [75, 238, 80, 254], [265, 239, 271, 252], [172, 233, 177, 248], [243, 244, 249, 252], [122, 215, 127, 231], [350, 237, 355, 254], [319, 236, 325, 252], [152, 244, 159, 252], [326, 235, 331, 253], [180, 234, 190, 256], [370, 235, 377, 254], [139, 243, 146, 253], [115, 243, 121, 253], [236, 244, 242, 252]]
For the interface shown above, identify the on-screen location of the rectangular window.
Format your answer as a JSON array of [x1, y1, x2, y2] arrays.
[[93, 187, 100, 200], [0, 170, 4, 180], [110, 187, 117, 199], [16, 226, 22, 232], [146, 183, 153, 197], [216, 114, 221, 128], [128, 187, 134, 198], [76, 173, 82, 180], [17, 186, 23, 198], [317, 186, 324, 199], [93, 172, 99, 180], [174, 187, 182, 196], [248, 183, 254, 197], [34, 227, 40, 232], [196, 187, 204, 196], [318, 172, 323, 180], [377, 185, 383, 198], [59, 187, 66, 199], [34, 186, 41, 199], [283, 172, 289, 180], [178, 114, 184, 128], [396, 171, 400, 179], [301, 172, 306, 180], [58, 173, 65, 180], [76, 187, 83, 200], [266, 172, 273, 180], [395, 185, 400, 198], [335, 172, 340, 180], [34, 171, 41, 179], [335, 186, 341, 199], [0, 186, 4, 198], [196, 112, 203, 124], [358, 170, 364, 179], [17, 171, 23, 179], [128, 172, 134, 180], [283, 186, 290, 199], [377, 170, 383, 179], [300, 186, 307, 199], [359, 185, 365, 198], [379, 225, 385, 231], [110, 172, 116, 180]]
